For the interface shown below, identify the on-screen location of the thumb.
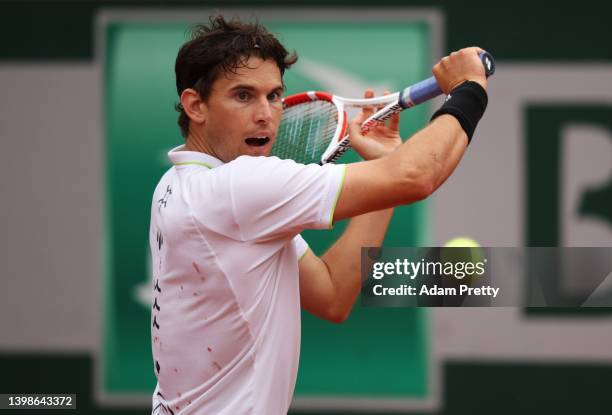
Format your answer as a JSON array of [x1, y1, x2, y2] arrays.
[[348, 115, 366, 144]]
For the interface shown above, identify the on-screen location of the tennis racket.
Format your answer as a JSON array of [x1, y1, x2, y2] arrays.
[[272, 51, 495, 165]]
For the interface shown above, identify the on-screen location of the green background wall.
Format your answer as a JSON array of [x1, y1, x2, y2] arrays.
[[1, 1, 611, 414]]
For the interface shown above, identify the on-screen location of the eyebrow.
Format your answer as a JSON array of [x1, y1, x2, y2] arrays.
[[229, 84, 285, 94]]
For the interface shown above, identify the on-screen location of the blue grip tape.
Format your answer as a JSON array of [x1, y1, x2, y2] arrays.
[[399, 77, 441, 108], [398, 51, 495, 108]]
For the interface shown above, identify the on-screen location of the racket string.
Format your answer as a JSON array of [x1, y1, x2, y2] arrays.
[[272, 101, 338, 165]]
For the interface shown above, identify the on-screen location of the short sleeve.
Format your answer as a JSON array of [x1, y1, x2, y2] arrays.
[[293, 234, 309, 261], [228, 156, 346, 241]]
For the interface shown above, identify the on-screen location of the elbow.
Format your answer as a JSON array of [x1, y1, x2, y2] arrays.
[[325, 305, 351, 324], [327, 312, 349, 324], [414, 175, 436, 201], [400, 166, 437, 202]]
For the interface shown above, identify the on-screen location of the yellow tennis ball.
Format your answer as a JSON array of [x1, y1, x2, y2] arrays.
[[441, 237, 485, 281], [444, 237, 481, 248]]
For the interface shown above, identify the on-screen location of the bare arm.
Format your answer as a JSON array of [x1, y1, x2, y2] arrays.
[[334, 47, 488, 221], [299, 208, 393, 323], [298, 116, 465, 323], [299, 88, 398, 323], [298, 47, 490, 323], [334, 114, 468, 220]]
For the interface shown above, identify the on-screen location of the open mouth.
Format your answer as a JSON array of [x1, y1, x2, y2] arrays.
[[245, 136, 271, 147]]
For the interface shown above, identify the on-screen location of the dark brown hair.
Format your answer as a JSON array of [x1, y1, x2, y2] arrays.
[[174, 15, 298, 137]]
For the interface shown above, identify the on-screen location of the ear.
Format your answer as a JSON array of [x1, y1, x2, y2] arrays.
[[180, 88, 207, 126]]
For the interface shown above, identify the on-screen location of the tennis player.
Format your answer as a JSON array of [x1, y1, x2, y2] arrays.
[[150, 16, 489, 415]]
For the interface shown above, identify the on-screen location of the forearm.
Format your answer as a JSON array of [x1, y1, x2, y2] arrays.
[[390, 77, 490, 195], [334, 114, 470, 221], [310, 116, 465, 319], [321, 207, 394, 320], [390, 114, 469, 196]]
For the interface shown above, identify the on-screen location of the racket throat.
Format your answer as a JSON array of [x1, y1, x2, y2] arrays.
[[320, 109, 349, 163]]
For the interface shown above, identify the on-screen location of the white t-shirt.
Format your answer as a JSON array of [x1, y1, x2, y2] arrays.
[[149, 145, 346, 415]]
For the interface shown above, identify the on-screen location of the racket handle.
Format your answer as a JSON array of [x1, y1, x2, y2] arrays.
[[398, 51, 495, 108]]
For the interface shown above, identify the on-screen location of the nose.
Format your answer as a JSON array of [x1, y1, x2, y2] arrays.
[[254, 97, 273, 124]]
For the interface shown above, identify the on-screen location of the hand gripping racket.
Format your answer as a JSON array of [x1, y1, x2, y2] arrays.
[[272, 51, 495, 165]]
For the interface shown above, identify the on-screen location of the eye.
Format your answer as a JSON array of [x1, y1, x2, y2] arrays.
[[267, 91, 281, 103], [236, 90, 250, 102]]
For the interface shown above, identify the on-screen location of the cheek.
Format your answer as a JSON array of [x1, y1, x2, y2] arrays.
[[272, 106, 283, 124], [220, 105, 250, 128], [207, 106, 240, 134], [213, 111, 249, 149]]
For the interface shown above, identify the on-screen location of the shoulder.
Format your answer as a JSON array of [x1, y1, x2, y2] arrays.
[[227, 155, 303, 173], [151, 167, 176, 198], [226, 155, 341, 181], [221, 156, 301, 187]]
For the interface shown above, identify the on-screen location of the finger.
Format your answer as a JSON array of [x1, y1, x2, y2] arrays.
[[466, 45, 485, 55], [382, 91, 400, 131], [388, 111, 400, 131], [348, 115, 366, 145], [362, 88, 375, 117], [375, 90, 391, 112]]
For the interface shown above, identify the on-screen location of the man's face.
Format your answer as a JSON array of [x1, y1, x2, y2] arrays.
[[200, 57, 284, 162]]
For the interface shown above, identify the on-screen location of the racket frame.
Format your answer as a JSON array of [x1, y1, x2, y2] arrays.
[[280, 91, 399, 164], [279, 50, 496, 164]]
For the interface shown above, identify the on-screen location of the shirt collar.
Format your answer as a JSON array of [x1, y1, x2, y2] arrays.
[[168, 144, 225, 169]]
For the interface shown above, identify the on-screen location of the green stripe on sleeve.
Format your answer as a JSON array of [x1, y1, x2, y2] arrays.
[[175, 161, 213, 169], [328, 164, 348, 230], [298, 248, 309, 261]]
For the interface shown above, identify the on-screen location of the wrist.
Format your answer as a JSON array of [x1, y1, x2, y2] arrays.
[[430, 80, 488, 144], [467, 77, 487, 91]]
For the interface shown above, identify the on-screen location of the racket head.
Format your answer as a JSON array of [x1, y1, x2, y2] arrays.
[[271, 91, 347, 165], [272, 91, 399, 164]]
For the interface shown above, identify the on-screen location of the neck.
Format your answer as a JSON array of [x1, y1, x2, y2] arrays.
[[185, 131, 221, 160]]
